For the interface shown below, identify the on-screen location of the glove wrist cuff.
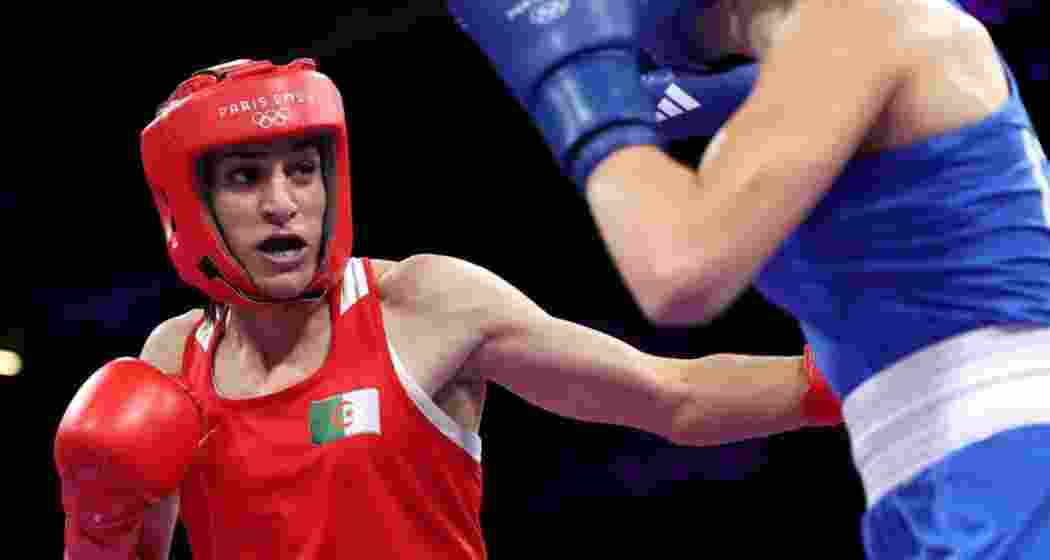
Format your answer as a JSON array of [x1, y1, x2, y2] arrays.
[[801, 345, 844, 427], [532, 50, 662, 187], [571, 124, 663, 190]]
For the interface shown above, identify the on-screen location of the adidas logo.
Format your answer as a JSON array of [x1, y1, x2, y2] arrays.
[[655, 83, 702, 122]]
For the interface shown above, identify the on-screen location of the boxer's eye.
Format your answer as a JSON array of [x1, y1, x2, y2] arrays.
[[290, 160, 318, 177], [226, 167, 260, 186]]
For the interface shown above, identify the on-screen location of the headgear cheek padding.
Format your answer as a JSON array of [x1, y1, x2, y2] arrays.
[[140, 59, 353, 307]]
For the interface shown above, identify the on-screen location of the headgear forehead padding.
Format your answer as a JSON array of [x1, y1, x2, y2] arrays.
[[141, 59, 353, 307]]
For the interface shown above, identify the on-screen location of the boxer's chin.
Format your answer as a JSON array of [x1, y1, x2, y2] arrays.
[[252, 260, 319, 302]]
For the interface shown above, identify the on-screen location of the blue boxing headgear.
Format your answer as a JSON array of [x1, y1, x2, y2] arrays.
[[640, 0, 722, 71]]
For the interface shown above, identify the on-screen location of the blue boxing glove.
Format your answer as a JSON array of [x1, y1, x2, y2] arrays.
[[449, 0, 663, 189], [642, 63, 758, 140]]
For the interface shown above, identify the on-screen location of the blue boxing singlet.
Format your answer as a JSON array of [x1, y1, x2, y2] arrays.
[[647, 2, 1050, 556], [752, 55, 1050, 398]]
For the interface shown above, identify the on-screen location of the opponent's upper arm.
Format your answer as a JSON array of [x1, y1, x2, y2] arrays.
[[714, 1, 907, 194], [639, 2, 911, 322]]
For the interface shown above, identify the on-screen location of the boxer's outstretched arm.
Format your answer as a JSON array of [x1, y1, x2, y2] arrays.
[[397, 254, 836, 446], [480, 323, 819, 447], [585, 2, 906, 325]]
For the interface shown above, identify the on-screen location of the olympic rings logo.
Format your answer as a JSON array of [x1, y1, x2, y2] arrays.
[[529, 0, 570, 25], [252, 108, 291, 129]]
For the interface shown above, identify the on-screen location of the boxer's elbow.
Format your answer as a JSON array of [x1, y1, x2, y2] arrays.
[[663, 376, 737, 448], [666, 409, 725, 448], [629, 256, 734, 327]]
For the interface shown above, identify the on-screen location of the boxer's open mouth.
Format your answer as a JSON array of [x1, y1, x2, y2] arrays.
[[258, 234, 307, 259]]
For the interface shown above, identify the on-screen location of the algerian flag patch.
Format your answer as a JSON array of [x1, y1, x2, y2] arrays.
[[309, 388, 381, 445]]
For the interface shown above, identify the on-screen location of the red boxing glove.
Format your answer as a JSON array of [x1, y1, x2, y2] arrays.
[[801, 345, 844, 427], [55, 358, 206, 558]]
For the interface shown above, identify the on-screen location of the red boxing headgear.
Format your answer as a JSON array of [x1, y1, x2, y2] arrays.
[[140, 59, 353, 307]]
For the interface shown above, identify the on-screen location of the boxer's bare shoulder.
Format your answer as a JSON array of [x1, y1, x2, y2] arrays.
[[369, 254, 492, 388], [371, 254, 494, 313], [867, 0, 1010, 150], [368, 254, 490, 432], [139, 309, 205, 375]]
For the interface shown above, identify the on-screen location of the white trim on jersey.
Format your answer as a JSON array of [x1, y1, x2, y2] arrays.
[[340, 258, 371, 316], [386, 338, 484, 463], [339, 256, 483, 462], [195, 318, 216, 351]]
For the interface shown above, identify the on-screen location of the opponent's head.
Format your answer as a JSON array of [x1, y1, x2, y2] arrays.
[[958, 1, 1010, 23], [640, 1, 790, 68], [140, 59, 353, 307], [640, 1, 729, 70]]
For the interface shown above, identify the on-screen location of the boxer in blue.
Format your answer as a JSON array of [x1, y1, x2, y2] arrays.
[[449, 1, 1050, 558]]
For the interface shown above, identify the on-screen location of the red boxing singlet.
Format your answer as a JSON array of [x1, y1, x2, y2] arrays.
[[177, 258, 486, 559]]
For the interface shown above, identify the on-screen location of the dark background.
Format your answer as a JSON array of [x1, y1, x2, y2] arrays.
[[14, 3, 1048, 557]]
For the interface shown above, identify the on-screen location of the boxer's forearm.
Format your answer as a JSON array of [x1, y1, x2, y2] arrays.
[[658, 353, 809, 447]]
